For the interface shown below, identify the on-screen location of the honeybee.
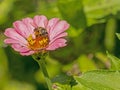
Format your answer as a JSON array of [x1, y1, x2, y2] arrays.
[[34, 27, 48, 37]]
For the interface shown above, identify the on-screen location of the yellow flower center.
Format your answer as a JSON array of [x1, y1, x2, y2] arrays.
[[27, 27, 49, 51]]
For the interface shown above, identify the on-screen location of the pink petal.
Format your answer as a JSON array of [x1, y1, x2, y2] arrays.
[[4, 38, 19, 44], [22, 17, 34, 34], [20, 51, 35, 56], [33, 15, 48, 28], [4, 38, 26, 46], [49, 32, 68, 45], [11, 44, 30, 52], [11, 44, 35, 56], [47, 39, 67, 50], [13, 20, 31, 38], [47, 18, 60, 35], [49, 20, 69, 40], [4, 28, 27, 45]]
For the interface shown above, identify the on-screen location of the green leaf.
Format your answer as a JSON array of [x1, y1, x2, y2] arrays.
[[57, 0, 87, 29], [107, 51, 120, 70], [52, 74, 77, 87], [116, 33, 120, 40], [76, 70, 120, 90], [72, 80, 91, 90]]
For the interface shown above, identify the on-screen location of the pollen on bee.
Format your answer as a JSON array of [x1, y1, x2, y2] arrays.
[[43, 38, 48, 43], [27, 32, 49, 51], [27, 35, 35, 45], [39, 40, 44, 45]]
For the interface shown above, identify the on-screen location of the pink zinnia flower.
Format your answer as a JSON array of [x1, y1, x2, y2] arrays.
[[4, 15, 69, 56]]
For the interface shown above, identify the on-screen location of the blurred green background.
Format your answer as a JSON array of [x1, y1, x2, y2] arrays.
[[0, 0, 120, 90]]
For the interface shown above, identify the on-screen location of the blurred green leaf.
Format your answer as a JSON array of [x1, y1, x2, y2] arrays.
[[116, 33, 120, 40], [67, 26, 84, 37], [83, 0, 120, 26], [104, 18, 116, 52], [0, 31, 7, 48], [107, 51, 120, 70], [76, 70, 120, 90], [57, 0, 87, 29], [0, 48, 8, 89], [77, 55, 97, 72], [3, 80, 36, 90], [116, 11, 120, 19], [36, 0, 61, 18], [0, 0, 15, 24], [95, 52, 110, 68]]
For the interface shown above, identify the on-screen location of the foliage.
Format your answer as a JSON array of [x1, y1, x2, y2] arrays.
[[0, 0, 120, 90], [76, 70, 120, 90]]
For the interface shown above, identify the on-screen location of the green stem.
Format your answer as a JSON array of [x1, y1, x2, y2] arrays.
[[32, 54, 53, 90], [38, 58, 53, 90]]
